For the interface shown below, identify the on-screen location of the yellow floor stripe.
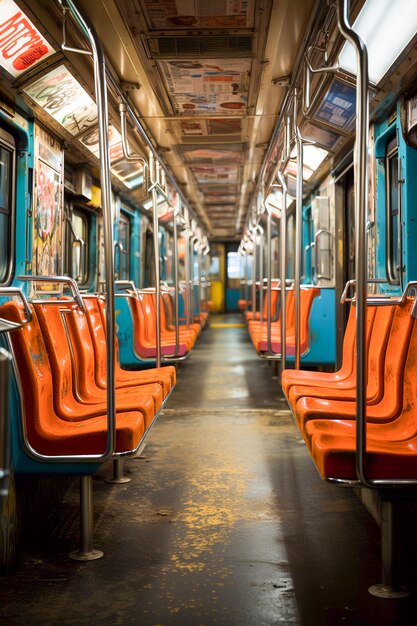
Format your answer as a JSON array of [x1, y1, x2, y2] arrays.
[[209, 323, 246, 328]]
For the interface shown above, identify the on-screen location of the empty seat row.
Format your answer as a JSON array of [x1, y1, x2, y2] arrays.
[[243, 284, 319, 357], [1, 292, 175, 458], [282, 291, 417, 481], [115, 284, 207, 365]]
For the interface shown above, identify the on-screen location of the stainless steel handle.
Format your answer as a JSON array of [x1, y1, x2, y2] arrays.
[[18, 275, 86, 312], [0, 287, 33, 333]]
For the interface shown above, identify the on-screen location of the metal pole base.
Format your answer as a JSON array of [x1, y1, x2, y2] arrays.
[[69, 548, 104, 562], [368, 498, 409, 598], [105, 458, 131, 484], [368, 584, 409, 599], [69, 475, 103, 561]]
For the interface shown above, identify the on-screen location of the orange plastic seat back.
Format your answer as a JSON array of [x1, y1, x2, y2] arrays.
[[34, 301, 85, 419], [0, 301, 58, 451], [83, 296, 110, 388]]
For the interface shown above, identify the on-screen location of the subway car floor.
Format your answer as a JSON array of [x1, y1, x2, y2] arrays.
[[1, 316, 417, 626]]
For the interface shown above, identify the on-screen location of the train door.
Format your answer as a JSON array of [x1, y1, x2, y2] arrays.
[[208, 243, 225, 313], [225, 242, 243, 312], [334, 163, 354, 366]]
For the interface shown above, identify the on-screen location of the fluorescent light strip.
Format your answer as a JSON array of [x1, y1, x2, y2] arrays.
[[339, 0, 417, 84]]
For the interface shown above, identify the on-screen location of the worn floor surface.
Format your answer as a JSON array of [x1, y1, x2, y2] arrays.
[[1, 316, 417, 625]]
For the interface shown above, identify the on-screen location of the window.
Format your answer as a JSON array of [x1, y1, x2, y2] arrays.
[[386, 137, 401, 284], [0, 130, 15, 284], [64, 205, 89, 284], [116, 212, 131, 280], [227, 252, 245, 280]]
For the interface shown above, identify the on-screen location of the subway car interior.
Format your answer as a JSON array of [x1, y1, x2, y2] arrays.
[[3, 0, 417, 624]]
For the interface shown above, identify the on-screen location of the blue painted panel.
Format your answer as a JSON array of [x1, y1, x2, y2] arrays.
[[115, 294, 157, 368], [2, 336, 99, 476], [225, 288, 239, 312], [286, 288, 336, 366], [374, 103, 417, 292]]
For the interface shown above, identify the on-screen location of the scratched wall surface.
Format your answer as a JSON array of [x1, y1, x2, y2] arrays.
[[1, 321, 416, 625]]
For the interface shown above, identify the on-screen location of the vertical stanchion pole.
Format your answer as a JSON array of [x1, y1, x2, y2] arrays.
[[266, 202, 273, 353], [150, 151, 161, 367], [278, 172, 288, 373], [0, 349, 11, 499], [258, 225, 264, 322], [173, 211, 180, 357], [252, 231, 257, 321], [294, 88, 303, 369], [184, 229, 191, 329]]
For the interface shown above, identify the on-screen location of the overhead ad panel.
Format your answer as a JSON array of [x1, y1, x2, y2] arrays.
[[0, 0, 54, 78]]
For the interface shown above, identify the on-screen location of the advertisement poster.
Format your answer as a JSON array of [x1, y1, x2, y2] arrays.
[[25, 65, 97, 136], [0, 0, 54, 78], [191, 165, 239, 184], [142, 0, 253, 29], [313, 78, 356, 132], [301, 122, 341, 151], [180, 144, 243, 164], [33, 125, 63, 280], [158, 59, 250, 115]]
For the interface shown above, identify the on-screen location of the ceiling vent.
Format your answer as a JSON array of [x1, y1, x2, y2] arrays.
[[148, 35, 253, 57]]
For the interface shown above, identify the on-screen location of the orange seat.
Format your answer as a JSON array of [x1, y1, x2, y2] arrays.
[[1, 301, 143, 457], [248, 290, 294, 340], [304, 317, 417, 479], [33, 301, 161, 429], [245, 282, 279, 323], [287, 304, 395, 410], [87, 296, 176, 395], [160, 292, 199, 344], [281, 303, 358, 397], [253, 288, 319, 354], [127, 291, 188, 358], [294, 298, 414, 438], [162, 291, 202, 336]]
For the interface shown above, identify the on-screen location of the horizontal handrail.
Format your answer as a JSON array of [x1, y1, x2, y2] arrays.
[[0, 287, 33, 333], [18, 275, 86, 312], [115, 280, 137, 292], [340, 279, 417, 305]]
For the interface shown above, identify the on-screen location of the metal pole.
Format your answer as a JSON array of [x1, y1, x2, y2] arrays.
[[266, 204, 273, 353], [252, 233, 257, 321], [0, 349, 11, 499], [278, 172, 288, 372], [189, 237, 196, 322], [150, 152, 161, 368], [336, 0, 369, 486], [198, 242, 203, 322], [294, 88, 303, 369], [258, 225, 264, 322], [63, 0, 116, 458], [184, 230, 191, 329], [69, 476, 103, 561], [173, 213, 180, 357]]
